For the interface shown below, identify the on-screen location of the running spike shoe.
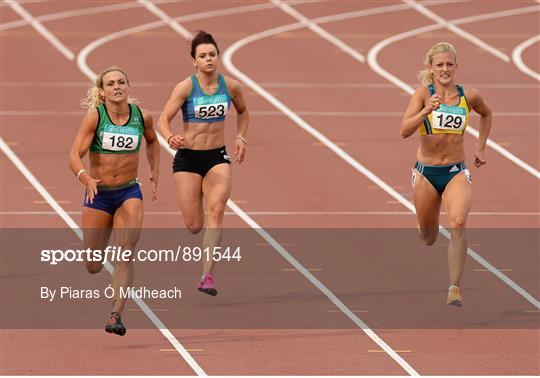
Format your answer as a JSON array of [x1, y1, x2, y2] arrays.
[[197, 273, 217, 296], [105, 312, 126, 336], [447, 286, 463, 307]]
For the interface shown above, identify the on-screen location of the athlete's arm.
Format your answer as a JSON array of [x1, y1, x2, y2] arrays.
[[400, 86, 441, 138], [69, 110, 101, 203], [158, 78, 191, 150], [467, 88, 492, 168], [142, 109, 159, 200], [227, 77, 249, 164]]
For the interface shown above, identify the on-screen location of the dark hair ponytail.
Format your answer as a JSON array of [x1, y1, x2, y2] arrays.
[[190, 30, 220, 58]]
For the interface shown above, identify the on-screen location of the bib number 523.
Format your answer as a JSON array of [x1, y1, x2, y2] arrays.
[[196, 104, 226, 119]]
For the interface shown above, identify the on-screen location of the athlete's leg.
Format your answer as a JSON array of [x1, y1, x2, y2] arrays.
[[412, 170, 442, 246], [174, 172, 204, 234], [442, 172, 472, 287], [201, 163, 232, 275], [82, 207, 113, 274], [110, 198, 143, 314]]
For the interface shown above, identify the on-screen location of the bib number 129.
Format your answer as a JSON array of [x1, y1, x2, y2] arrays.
[[435, 113, 464, 129]]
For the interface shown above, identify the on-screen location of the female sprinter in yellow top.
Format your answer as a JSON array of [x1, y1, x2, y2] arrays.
[[158, 31, 249, 296], [69, 66, 160, 334], [401, 42, 492, 307]]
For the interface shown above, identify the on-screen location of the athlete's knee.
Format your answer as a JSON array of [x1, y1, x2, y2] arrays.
[[85, 261, 103, 274], [422, 234, 438, 246], [185, 220, 203, 234], [206, 202, 226, 222], [449, 216, 467, 229], [418, 227, 438, 246], [420, 233, 437, 247]]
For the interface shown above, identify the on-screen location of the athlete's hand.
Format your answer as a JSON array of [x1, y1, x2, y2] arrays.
[[234, 138, 246, 164], [168, 134, 184, 150], [474, 150, 487, 168], [83, 177, 102, 204], [423, 94, 441, 115], [149, 171, 158, 201]]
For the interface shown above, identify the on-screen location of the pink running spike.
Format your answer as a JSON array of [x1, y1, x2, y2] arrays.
[[197, 273, 217, 296]]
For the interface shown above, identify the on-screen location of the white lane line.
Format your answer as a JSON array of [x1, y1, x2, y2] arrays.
[[4, 0, 75, 61], [76, 1, 311, 81], [4, 110, 539, 117], [5, 81, 539, 89], [225, 201, 420, 376], [404, 0, 510, 62], [273, 1, 540, 179], [0, 138, 207, 376], [271, 0, 365, 62], [131, 2, 420, 376], [223, 7, 540, 312], [257, 82, 540, 89], [512, 34, 540, 81], [0, 0, 170, 31], [65, 1, 537, 373], [137, 0, 192, 39], [366, 5, 540, 179], [3, 211, 539, 216]]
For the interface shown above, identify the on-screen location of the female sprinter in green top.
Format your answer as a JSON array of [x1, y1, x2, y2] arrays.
[[401, 42, 492, 307], [69, 66, 160, 335], [158, 31, 249, 296]]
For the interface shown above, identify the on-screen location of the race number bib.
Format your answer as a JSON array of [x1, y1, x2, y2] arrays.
[[432, 104, 466, 131], [193, 94, 229, 120], [102, 124, 139, 151]]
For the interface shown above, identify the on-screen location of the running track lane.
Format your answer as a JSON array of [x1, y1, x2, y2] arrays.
[[0, 0, 536, 376]]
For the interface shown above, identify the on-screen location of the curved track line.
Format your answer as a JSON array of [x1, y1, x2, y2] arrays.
[[76, 1, 308, 81], [0, 1, 169, 31], [366, 5, 540, 179], [103, 2, 421, 376], [73, 2, 411, 376], [77, 3, 431, 376], [0, 138, 207, 376], [270, 0, 365, 62], [137, 0, 191, 39], [404, 0, 510, 62], [512, 34, 540, 81], [222, 7, 540, 311], [271, 2, 539, 179], [4, 0, 75, 60]]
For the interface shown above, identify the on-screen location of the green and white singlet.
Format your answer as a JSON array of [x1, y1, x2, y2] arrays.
[[90, 103, 145, 154]]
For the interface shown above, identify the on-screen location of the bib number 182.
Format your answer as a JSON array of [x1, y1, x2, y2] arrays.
[[102, 131, 138, 151], [109, 135, 133, 148]]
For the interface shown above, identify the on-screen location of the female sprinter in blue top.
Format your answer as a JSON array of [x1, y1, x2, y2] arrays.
[[158, 31, 249, 296], [69, 66, 160, 335], [400, 42, 492, 307]]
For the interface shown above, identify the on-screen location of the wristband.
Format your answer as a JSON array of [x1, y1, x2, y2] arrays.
[[236, 136, 247, 145], [76, 169, 87, 180]]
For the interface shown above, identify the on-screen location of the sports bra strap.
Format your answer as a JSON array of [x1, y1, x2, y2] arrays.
[[428, 83, 436, 96], [456, 84, 465, 97]]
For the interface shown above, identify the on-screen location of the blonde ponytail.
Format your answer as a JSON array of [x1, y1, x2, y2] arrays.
[[80, 66, 137, 112], [80, 85, 104, 111], [417, 42, 457, 87]]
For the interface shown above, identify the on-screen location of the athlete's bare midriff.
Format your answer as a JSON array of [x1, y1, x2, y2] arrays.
[[89, 152, 139, 186], [182, 121, 225, 150], [416, 133, 465, 165]]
